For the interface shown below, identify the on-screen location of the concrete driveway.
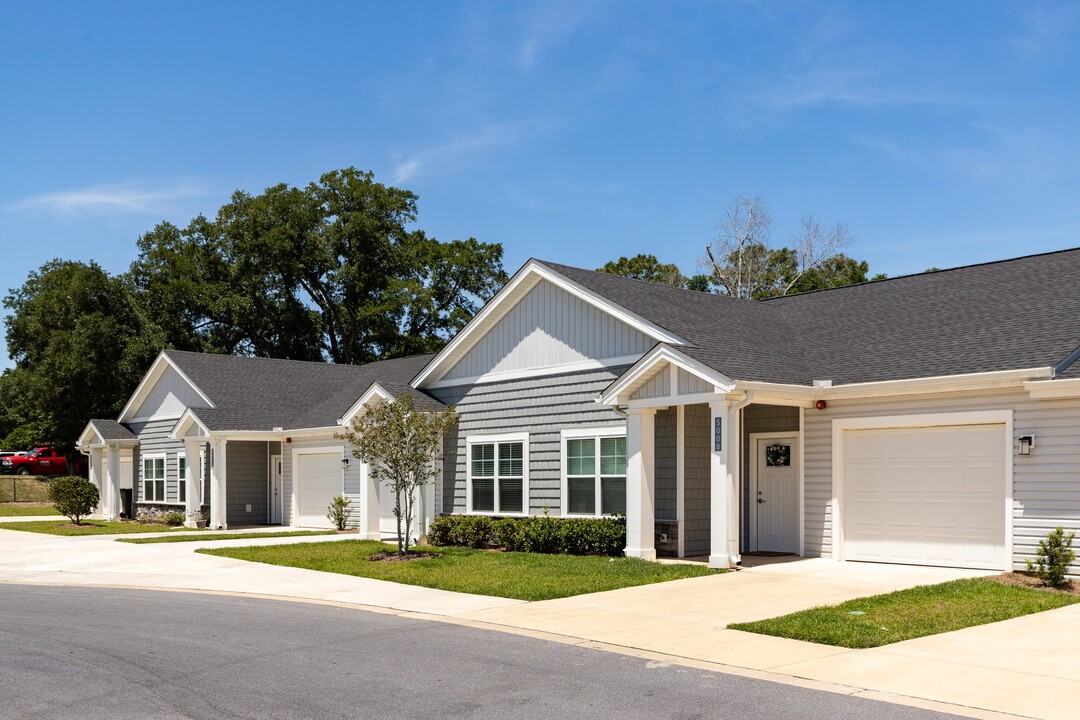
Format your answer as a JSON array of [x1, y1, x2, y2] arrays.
[[1, 526, 1075, 719]]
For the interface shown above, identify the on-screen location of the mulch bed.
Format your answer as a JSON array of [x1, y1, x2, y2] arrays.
[[368, 551, 439, 563], [989, 571, 1080, 597]]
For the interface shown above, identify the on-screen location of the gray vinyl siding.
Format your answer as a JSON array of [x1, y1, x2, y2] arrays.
[[655, 408, 677, 520], [741, 405, 800, 550], [443, 279, 652, 381], [129, 418, 185, 505], [130, 363, 210, 420], [225, 441, 269, 524], [683, 403, 711, 556], [803, 388, 1080, 572], [430, 367, 629, 515], [677, 368, 712, 395], [633, 369, 671, 400]]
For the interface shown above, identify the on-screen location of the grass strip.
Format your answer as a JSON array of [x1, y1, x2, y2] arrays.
[[0, 520, 207, 536], [729, 577, 1080, 648], [117, 530, 336, 544], [200, 540, 721, 601], [0, 503, 58, 517]]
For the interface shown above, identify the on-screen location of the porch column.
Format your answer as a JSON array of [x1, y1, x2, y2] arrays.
[[184, 440, 204, 528], [625, 407, 657, 561], [358, 462, 380, 540], [88, 447, 104, 518], [709, 400, 733, 569], [105, 445, 120, 521], [209, 439, 227, 530]]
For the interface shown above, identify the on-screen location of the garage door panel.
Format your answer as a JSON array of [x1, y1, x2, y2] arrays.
[[297, 453, 342, 529], [844, 424, 1006, 570]]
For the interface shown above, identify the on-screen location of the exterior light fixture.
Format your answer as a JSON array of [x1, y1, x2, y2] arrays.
[[341, 457, 351, 468], [1018, 435, 1035, 456]]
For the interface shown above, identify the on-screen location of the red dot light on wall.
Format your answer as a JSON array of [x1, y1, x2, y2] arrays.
[[815, 400, 827, 410]]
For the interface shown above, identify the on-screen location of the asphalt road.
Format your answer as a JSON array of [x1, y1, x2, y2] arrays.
[[0, 584, 964, 720]]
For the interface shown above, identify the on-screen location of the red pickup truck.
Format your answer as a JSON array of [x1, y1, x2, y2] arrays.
[[0, 447, 86, 476]]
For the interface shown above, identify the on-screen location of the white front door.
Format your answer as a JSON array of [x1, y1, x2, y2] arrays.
[[269, 455, 282, 525], [755, 436, 799, 553]]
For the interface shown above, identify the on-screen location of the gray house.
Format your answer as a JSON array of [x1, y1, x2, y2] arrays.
[[80, 248, 1080, 572]]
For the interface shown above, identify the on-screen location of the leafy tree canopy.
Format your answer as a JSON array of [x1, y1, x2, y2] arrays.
[[598, 254, 687, 287]]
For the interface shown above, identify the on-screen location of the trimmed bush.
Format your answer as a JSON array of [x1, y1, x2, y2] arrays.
[[47, 476, 99, 525], [1027, 526, 1076, 587], [160, 511, 186, 526], [326, 496, 351, 531], [429, 514, 626, 556]]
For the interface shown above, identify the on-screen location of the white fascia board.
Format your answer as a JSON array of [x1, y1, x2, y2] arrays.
[[411, 259, 690, 388], [423, 354, 645, 390], [76, 422, 104, 448], [822, 367, 1052, 399], [118, 351, 216, 423], [601, 344, 734, 406], [338, 382, 394, 426], [1025, 378, 1080, 399]]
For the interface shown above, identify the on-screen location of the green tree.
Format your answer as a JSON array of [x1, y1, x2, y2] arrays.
[[598, 255, 687, 288], [131, 168, 506, 363], [2, 260, 163, 456], [338, 394, 458, 555]]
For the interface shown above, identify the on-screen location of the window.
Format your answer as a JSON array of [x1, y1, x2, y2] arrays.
[[467, 433, 528, 514], [142, 456, 165, 503], [178, 455, 187, 503], [562, 429, 627, 517]]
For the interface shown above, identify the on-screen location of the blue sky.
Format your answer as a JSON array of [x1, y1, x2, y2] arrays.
[[3, 1, 1080, 369]]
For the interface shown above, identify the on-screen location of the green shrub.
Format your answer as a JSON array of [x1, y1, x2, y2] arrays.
[[160, 511, 186, 526], [326, 496, 351, 531], [47, 476, 99, 525], [429, 514, 626, 556], [1027, 526, 1076, 587]]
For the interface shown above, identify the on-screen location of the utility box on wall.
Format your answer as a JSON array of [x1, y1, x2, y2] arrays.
[[655, 520, 679, 557]]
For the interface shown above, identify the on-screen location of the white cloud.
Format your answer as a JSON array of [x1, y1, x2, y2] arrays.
[[1013, 3, 1080, 55], [6, 181, 213, 214], [392, 126, 519, 184], [516, 1, 594, 71]]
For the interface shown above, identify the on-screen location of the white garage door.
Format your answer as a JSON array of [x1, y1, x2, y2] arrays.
[[296, 453, 342, 528], [843, 424, 1007, 570]]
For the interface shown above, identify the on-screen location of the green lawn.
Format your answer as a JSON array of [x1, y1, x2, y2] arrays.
[[0, 503, 58, 517], [118, 530, 336, 544], [199, 540, 721, 601], [0, 476, 51, 503], [0, 520, 204, 536], [729, 577, 1080, 648]]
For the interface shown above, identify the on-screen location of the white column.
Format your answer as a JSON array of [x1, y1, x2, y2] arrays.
[[210, 439, 227, 530], [728, 403, 742, 567], [358, 462, 381, 540], [105, 445, 120, 521], [89, 448, 104, 518], [625, 407, 657, 561], [709, 399, 732, 569], [184, 440, 204, 528]]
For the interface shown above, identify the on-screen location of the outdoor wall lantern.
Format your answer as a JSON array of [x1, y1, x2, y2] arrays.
[[341, 457, 351, 468], [1018, 435, 1035, 456]]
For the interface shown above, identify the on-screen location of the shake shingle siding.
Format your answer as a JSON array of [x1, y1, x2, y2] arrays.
[[430, 367, 629, 514], [225, 441, 269, 524], [655, 408, 677, 520], [683, 404, 711, 556]]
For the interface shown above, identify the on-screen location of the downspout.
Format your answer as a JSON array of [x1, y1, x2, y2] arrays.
[[727, 390, 755, 566], [594, 394, 627, 419]]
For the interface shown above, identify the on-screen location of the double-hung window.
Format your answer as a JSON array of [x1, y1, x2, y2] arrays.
[[468, 433, 528, 515], [562, 429, 627, 516], [142, 455, 165, 503], [177, 455, 187, 504]]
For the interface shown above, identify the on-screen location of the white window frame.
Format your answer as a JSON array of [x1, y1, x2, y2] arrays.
[[560, 426, 627, 517], [465, 432, 529, 516], [141, 453, 167, 504], [177, 452, 187, 505]]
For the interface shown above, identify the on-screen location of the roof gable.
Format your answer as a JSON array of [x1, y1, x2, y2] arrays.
[[118, 352, 214, 423]]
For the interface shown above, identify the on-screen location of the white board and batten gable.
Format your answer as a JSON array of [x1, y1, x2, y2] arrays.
[[415, 261, 690, 390], [119, 353, 214, 424]]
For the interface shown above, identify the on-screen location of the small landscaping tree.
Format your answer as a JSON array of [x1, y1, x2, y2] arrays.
[[338, 394, 457, 555], [48, 475, 99, 525], [1026, 526, 1076, 587], [326, 495, 351, 531]]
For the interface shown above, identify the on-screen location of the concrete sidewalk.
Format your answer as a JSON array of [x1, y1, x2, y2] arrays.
[[0, 527, 1073, 720]]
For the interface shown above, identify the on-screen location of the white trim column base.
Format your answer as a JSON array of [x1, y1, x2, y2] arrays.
[[184, 440, 204, 529], [357, 462, 381, 540], [625, 407, 657, 561], [708, 554, 730, 569], [627, 548, 657, 561]]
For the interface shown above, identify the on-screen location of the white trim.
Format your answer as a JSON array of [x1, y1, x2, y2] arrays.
[[411, 260, 689, 388], [290, 444, 346, 529], [338, 382, 394, 426], [602, 344, 734, 406], [559, 426, 628, 518], [747, 432, 800, 554], [171, 408, 211, 440], [140, 453, 167, 504], [1025, 378, 1080, 398], [425, 355, 645, 390], [118, 351, 216, 423], [831, 409, 1013, 570], [177, 451, 188, 506], [465, 431, 530, 516]]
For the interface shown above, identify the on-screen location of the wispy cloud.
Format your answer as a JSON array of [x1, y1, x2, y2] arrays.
[[6, 180, 213, 214], [1012, 2, 1080, 55], [392, 126, 519, 184], [516, 2, 594, 71]]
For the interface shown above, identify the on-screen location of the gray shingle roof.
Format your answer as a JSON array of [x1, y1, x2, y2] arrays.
[[537, 248, 1080, 386], [163, 351, 443, 432], [87, 419, 138, 441]]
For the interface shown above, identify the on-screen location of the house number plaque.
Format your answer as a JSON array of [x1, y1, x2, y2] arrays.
[[714, 417, 722, 451]]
